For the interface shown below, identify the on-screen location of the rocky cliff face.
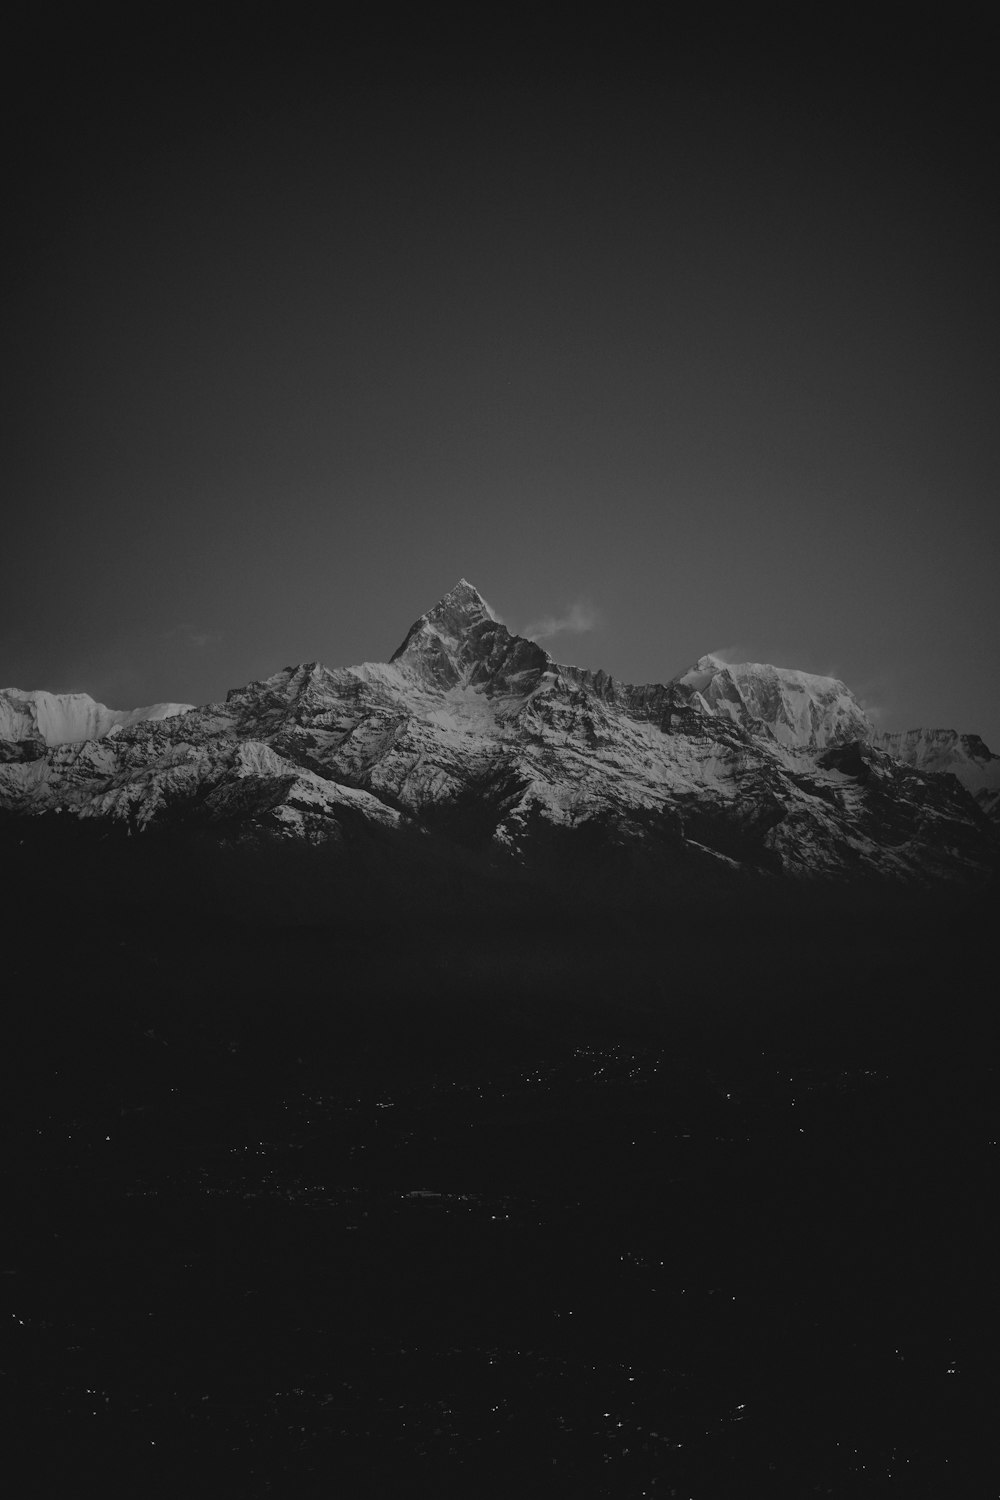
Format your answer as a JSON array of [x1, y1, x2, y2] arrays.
[[1, 582, 996, 890]]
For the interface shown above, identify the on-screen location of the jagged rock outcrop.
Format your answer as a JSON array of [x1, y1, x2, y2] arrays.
[[1, 582, 996, 889]]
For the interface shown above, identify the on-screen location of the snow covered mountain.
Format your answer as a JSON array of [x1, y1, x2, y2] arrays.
[[0, 687, 193, 761], [873, 728, 1000, 821], [670, 656, 874, 749], [1, 582, 996, 890]]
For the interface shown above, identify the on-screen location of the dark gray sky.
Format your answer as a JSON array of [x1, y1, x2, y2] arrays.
[[5, 5, 999, 742]]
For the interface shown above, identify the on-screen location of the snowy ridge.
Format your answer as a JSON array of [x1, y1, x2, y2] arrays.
[[1, 583, 996, 886], [875, 727, 1000, 819], [671, 656, 874, 749], [0, 688, 193, 761]]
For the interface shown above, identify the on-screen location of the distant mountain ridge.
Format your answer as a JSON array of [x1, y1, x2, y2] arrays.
[[671, 655, 875, 749], [872, 727, 1000, 820], [0, 687, 193, 762], [1, 581, 996, 889]]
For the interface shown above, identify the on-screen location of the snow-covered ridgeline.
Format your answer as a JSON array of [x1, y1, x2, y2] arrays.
[[874, 727, 1000, 816], [670, 656, 875, 749], [0, 688, 193, 758], [1, 582, 996, 882]]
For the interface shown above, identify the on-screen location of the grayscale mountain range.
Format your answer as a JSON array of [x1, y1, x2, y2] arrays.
[[2, 580, 998, 889]]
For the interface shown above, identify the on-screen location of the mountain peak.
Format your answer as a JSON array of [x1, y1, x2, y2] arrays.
[[389, 582, 545, 692], [673, 655, 874, 749], [440, 579, 498, 617], [390, 581, 496, 663]]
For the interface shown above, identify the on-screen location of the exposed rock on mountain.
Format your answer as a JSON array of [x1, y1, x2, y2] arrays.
[[1, 582, 996, 891]]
